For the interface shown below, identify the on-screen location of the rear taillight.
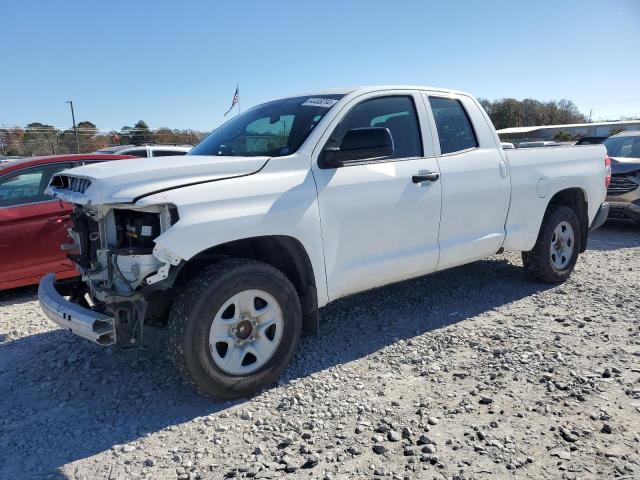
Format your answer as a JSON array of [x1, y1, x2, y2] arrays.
[[604, 154, 612, 188]]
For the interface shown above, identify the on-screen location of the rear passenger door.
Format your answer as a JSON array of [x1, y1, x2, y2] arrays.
[[423, 93, 510, 270], [312, 91, 442, 300]]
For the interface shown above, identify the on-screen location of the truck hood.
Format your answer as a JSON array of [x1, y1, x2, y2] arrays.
[[47, 155, 269, 205]]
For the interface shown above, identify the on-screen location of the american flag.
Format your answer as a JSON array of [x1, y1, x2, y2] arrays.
[[224, 85, 239, 116]]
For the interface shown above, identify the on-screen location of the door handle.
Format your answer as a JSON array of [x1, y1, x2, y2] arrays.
[[48, 216, 66, 223], [412, 172, 440, 184], [499, 158, 508, 178]]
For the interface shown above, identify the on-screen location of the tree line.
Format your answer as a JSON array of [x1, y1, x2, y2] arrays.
[[0, 120, 204, 156], [478, 98, 586, 130]]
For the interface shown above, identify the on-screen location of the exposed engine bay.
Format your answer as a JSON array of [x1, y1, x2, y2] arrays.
[[66, 203, 182, 345]]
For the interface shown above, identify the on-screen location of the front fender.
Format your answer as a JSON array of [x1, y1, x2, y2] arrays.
[[139, 155, 329, 307]]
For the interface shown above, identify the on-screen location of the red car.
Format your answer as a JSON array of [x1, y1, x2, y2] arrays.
[[0, 154, 133, 290]]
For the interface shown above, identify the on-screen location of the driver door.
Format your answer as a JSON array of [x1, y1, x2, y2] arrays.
[[311, 91, 442, 300]]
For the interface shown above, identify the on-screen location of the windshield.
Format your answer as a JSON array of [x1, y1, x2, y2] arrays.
[[190, 94, 344, 157], [603, 135, 640, 159]]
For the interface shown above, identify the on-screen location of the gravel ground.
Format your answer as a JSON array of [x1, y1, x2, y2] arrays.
[[1, 221, 639, 480]]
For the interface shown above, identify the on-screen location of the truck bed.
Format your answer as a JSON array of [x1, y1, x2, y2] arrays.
[[502, 144, 607, 252]]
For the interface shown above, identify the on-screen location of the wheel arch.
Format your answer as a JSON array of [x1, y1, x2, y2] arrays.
[[545, 187, 589, 252], [175, 235, 319, 333]]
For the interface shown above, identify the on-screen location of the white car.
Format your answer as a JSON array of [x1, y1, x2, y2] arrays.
[[41, 85, 609, 398], [96, 144, 192, 157]]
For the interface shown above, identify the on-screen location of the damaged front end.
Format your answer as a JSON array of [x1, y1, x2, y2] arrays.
[[39, 197, 183, 347]]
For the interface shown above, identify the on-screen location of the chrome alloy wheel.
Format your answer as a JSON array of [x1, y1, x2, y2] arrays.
[[549, 220, 575, 270], [208, 289, 284, 375]]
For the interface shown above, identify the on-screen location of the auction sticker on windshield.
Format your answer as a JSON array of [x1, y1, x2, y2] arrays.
[[302, 98, 338, 108]]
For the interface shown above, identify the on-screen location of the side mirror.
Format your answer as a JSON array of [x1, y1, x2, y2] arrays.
[[324, 127, 394, 166]]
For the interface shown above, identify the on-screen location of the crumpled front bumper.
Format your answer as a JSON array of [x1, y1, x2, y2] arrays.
[[38, 273, 116, 346]]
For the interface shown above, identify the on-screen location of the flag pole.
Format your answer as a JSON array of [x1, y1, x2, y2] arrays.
[[237, 86, 241, 116]]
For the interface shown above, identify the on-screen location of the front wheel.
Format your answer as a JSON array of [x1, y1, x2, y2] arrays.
[[168, 259, 302, 399], [522, 205, 581, 283]]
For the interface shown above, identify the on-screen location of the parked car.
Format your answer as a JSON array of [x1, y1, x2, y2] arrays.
[[40, 86, 608, 398], [0, 154, 133, 290], [603, 131, 640, 224], [96, 144, 192, 157]]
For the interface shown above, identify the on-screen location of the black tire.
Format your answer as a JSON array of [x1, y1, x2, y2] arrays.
[[522, 205, 581, 284], [168, 259, 302, 399]]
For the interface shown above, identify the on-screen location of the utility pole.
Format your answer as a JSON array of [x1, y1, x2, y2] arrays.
[[65, 100, 80, 153]]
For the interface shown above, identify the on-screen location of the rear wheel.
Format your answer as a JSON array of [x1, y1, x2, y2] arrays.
[[168, 259, 302, 399], [522, 205, 581, 283]]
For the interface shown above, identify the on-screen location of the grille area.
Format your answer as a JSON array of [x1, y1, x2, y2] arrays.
[[608, 173, 639, 196], [50, 174, 92, 194]]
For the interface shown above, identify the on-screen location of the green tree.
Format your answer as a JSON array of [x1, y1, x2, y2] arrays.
[[58, 129, 77, 152], [131, 120, 152, 145], [77, 121, 98, 151], [22, 122, 58, 155], [120, 126, 133, 145], [480, 98, 587, 130], [58, 121, 98, 153], [553, 131, 573, 142]]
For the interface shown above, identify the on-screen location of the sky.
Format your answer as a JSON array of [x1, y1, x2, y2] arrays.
[[1, 0, 639, 132]]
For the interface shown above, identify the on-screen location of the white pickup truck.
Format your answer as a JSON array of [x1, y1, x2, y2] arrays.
[[40, 86, 610, 398]]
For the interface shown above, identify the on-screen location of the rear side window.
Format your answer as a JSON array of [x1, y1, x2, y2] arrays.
[[429, 97, 478, 154], [328, 96, 422, 159], [125, 149, 148, 157], [153, 150, 187, 157]]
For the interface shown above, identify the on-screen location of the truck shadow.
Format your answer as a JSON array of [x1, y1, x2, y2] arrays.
[[289, 254, 552, 382], [0, 255, 558, 478]]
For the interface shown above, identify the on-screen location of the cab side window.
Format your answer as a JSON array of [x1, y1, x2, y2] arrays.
[[429, 97, 478, 154], [328, 96, 422, 159]]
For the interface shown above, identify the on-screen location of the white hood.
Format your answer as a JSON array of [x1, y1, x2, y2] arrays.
[[47, 155, 269, 205]]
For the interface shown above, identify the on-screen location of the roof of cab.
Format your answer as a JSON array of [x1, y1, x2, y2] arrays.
[[274, 85, 472, 101]]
